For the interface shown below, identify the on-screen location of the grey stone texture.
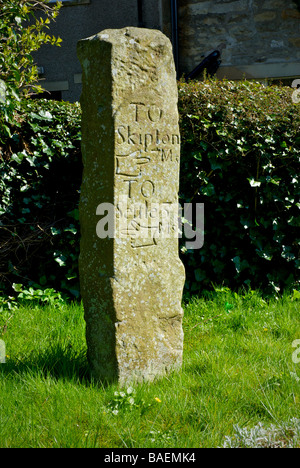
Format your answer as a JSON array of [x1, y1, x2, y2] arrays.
[[177, 0, 300, 79], [78, 27, 185, 385]]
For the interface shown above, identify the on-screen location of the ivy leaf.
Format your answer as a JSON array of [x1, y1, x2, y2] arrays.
[[12, 283, 23, 292], [201, 183, 215, 196], [38, 110, 53, 120], [68, 209, 79, 220], [54, 254, 67, 267], [248, 178, 261, 187]]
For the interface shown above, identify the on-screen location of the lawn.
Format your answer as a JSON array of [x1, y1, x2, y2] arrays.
[[0, 288, 299, 448]]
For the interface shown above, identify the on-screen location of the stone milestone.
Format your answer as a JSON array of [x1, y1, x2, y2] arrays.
[[77, 27, 185, 385]]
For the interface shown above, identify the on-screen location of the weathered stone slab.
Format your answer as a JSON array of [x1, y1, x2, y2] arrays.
[[77, 27, 185, 385]]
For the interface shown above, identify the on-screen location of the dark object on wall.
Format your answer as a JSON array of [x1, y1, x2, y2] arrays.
[[171, 0, 179, 74], [137, 0, 144, 27], [186, 50, 222, 80], [33, 90, 62, 101], [293, 0, 300, 12]]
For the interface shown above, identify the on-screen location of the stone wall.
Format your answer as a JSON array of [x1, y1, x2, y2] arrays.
[[35, 0, 300, 102], [178, 0, 300, 80]]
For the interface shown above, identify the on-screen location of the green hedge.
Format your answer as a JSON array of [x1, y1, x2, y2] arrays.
[[0, 79, 299, 298], [0, 99, 82, 298], [179, 79, 299, 295]]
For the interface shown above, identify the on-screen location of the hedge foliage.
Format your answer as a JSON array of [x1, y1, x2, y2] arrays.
[[179, 79, 299, 296], [0, 0, 62, 142], [0, 79, 299, 298], [0, 99, 82, 298]]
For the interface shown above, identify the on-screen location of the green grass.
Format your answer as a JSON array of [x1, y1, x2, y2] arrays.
[[0, 289, 299, 448]]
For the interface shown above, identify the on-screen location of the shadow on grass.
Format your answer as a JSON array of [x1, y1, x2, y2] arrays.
[[0, 343, 94, 386]]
